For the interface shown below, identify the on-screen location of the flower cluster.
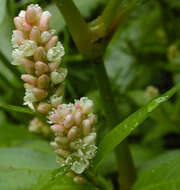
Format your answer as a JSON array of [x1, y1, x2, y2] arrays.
[[12, 4, 98, 179], [11, 4, 67, 113], [49, 97, 97, 175]]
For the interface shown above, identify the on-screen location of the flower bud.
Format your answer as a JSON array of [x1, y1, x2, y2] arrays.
[[21, 58, 35, 74], [83, 133, 96, 145], [45, 35, 58, 50], [34, 47, 46, 62], [49, 113, 60, 123], [67, 126, 78, 141], [14, 16, 24, 31], [12, 30, 24, 47], [49, 62, 60, 72], [55, 136, 69, 145], [21, 74, 37, 86], [37, 102, 51, 114], [22, 21, 32, 33], [41, 29, 56, 43], [64, 114, 74, 129], [56, 148, 70, 158], [82, 101, 93, 114], [37, 74, 50, 89], [51, 124, 64, 133], [74, 110, 82, 125], [30, 26, 41, 44], [39, 11, 51, 31], [32, 88, 48, 101], [82, 119, 91, 136], [35, 61, 49, 76], [25, 4, 42, 24]]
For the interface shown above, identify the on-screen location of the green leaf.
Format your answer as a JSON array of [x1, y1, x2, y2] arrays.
[[0, 123, 38, 147], [0, 147, 58, 170], [0, 103, 34, 114], [0, 168, 50, 190], [133, 150, 180, 190], [0, 0, 7, 25], [93, 85, 180, 170]]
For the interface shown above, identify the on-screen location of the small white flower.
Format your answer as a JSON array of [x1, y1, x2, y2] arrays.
[[18, 10, 26, 18], [47, 41, 65, 62], [23, 86, 37, 109], [84, 144, 97, 159], [12, 48, 24, 65], [41, 30, 56, 43], [50, 68, 68, 85], [19, 40, 37, 57], [42, 11, 51, 17], [71, 159, 89, 174]]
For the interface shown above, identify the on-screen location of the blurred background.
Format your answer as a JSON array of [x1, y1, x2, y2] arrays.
[[0, 0, 180, 183]]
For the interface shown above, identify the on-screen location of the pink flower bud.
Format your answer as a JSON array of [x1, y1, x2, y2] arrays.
[[39, 11, 51, 31], [22, 21, 32, 32], [21, 74, 37, 86], [35, 61, 49, 76], [32, 88, 48, 101], [37, 102, 51, 114], [25, 4, 42, 24], [12, 30, 24, 46], [56, 148, 70, 158], [82, 119, 91, 136], [49, 113, 60, 123], [45, 35, 58, 50], [49, 62, 60, 72], [14, 17, 24, 30], [74, 110, 82, 125], [30, 26, 41, 43], [21, 58, 35, 74], [64, 114, 74, 129], [67, 126, 78, 141], [34, 47, 46, 62], [51, 124, 64, 133], [37, 74, 50, 89]]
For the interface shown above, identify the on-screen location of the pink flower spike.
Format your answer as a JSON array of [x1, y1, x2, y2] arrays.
[[39, 11, 52, 31]]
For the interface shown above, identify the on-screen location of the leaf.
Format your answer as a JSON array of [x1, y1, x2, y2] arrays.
[[0, 147, 58, 170], [0, 123, 38, 147], [0, 168, 50, 190], [0, 0, 7, 25], [0, 103, 34, 114], [133, 150, 180, 190], [93, 85, 180, 170]]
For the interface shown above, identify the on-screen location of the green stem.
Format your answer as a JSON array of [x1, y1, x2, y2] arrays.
[[92, 57, 136, 190], [55, 0, 93, 57]]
